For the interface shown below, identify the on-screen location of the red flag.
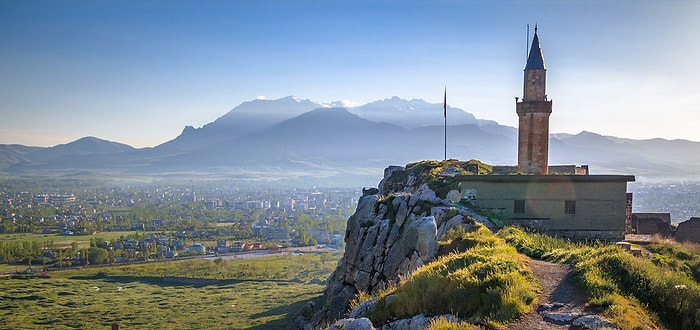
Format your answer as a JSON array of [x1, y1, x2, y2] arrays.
[[443, 88, 447, 118]]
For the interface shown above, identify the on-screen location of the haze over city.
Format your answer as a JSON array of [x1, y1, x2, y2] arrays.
[[1, 0, 699, 148]]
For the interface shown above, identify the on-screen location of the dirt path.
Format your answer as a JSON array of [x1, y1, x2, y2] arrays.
[[508, 259, 588, 330]]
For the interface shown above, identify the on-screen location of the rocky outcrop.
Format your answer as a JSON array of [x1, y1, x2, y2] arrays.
[[292, 164, 477, 329], [321, 187, 441, 322]]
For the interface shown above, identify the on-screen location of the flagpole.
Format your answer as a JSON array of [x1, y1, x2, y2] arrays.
[[444, 87, 447, 161]]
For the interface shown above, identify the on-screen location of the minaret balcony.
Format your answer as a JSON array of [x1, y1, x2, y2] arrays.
[[516, 100, 552, 116]]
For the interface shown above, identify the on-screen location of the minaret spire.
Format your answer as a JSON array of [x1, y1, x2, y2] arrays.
[[525, 25, 546, 72], [516, 26, 552, 175]]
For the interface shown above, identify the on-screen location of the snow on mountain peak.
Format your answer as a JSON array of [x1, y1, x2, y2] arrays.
[[323, 100, 359, 108]]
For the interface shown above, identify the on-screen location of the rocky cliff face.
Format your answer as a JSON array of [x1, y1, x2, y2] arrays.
[[290, 162, 489, 329]]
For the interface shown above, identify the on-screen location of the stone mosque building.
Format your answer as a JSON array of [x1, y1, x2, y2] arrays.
[[458, 27, 635, 240]]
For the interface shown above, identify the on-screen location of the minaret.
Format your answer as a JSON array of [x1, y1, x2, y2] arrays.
[[516, 26, 552, 174]]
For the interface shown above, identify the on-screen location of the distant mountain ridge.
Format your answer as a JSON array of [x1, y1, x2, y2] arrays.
[[156, 96, 324, 152], [349, 96, 498, 128], [1, 96, 700, 179]]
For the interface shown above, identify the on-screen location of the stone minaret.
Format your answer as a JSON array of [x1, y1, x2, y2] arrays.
[[516, 26, 552, 174]]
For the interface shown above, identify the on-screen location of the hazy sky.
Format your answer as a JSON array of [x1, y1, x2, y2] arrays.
[[1, 1, 699, 148]]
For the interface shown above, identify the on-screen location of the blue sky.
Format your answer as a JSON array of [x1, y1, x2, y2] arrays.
[[1, 0, 699, 147]]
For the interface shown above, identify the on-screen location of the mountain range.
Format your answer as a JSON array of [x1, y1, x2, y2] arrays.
[[2, 96, 700, 181]]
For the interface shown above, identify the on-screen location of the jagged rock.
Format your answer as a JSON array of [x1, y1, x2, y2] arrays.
[[437, 214, 472, 238], [381, 314, 431, 330], [363, 187, 380, 196], [327, 317, 375, 330], [349, 298, 377, 319], [378, 166, 405, 195], [446, 189, 461, 202], [383, 294, 397, 309], [382, 216, 438, 281], [286, 300, 319, 330], [453, 203, 499, 232], [408, 183, 441, 208], [537, 302, 565, 313], [393, 194, 411, 229], [405, 175, 417, 191], [543, 312, 583, 325], [381, 314, 461, 330], [571, 315, 617, 329], [438, 167, 462, 177], [414, 216, 438, 260]]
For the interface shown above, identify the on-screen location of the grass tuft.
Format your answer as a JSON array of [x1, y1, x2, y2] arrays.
[[426, 316, 476, 330]]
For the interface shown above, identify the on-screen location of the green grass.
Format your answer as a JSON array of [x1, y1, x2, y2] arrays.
[[358, 224, 538, 329], [0, 251, 341, 329], [426, 316, 476, 330], [0, 231, 151, 248], [646, 236, 700, 282]]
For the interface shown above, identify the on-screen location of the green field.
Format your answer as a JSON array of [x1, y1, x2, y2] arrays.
[[0, 251, 340, 329], [0, 231, 155, 247]]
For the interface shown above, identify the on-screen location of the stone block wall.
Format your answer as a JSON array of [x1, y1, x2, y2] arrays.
[[674, 217, 700, 243]]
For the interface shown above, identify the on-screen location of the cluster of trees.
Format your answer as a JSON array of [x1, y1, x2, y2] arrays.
[[0, 239, 91, 268]]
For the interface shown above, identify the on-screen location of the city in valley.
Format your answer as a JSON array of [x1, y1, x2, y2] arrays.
[[0, 179, 357, 268]]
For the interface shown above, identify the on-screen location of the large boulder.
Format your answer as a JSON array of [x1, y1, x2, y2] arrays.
[[326, 318, 375, 330]]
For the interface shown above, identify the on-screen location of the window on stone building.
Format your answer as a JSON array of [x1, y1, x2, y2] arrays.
[[514, 200, 525, 214], [565, 200, 576, 214]]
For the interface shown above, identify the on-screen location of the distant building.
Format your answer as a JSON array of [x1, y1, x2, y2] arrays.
[[307, 229, 330, 244], [48, 194, 77, 204], [267, 227, 289, 240], [231, 241, 247, 252], [189, 243, 206, 255], [33, 194, 48, 204], [150, 218, 163, 228], [252, 225, 269, 238]]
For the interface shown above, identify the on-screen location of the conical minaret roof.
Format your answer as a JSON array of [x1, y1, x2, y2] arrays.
[[525, 27, 546, 70]]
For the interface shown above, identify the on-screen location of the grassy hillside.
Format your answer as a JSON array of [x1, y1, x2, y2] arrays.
[[350, 224, 700, 330], [352, 224, 539, 329], [499, 227, 700, 330]]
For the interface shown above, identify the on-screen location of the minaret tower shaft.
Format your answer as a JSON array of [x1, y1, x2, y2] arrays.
[[516, 26, 552, 174]]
